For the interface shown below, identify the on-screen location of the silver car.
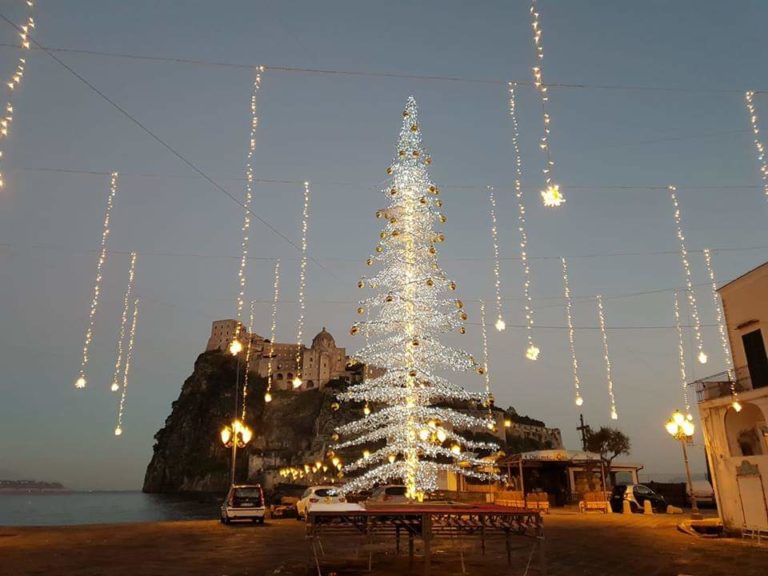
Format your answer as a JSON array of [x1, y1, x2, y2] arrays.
[[220, 484, 266, 524]]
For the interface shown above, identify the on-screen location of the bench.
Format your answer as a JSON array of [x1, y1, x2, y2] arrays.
[[579, 491, 610, 514]]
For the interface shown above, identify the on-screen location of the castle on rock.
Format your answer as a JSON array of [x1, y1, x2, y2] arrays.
[[206, 320, 361, 390]]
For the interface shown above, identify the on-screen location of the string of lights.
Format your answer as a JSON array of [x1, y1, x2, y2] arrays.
[[479, 300, 493, 419], [0, 1, 34, 189], [596, 294, 618, 420], [702, 248, 740, 411], [232, 67, 264, 345], [561, 257, 583, 407], [264, 259, 280, 404], [241, 299, 256, 420], [508, 83, 539, 360], [669, 186, 707, 365], [672, 291, 691, 415], [745, 91, 768, 200], [293, 181, 311, 389], [115, 297, 139, 436], [528, 1, 564, 207], [486, 187, 505, 331], [110, 252, 137, 392], [75, 172, 118, 389]]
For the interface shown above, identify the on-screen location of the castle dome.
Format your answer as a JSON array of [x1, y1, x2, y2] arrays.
[[311, 327, 336, 350]]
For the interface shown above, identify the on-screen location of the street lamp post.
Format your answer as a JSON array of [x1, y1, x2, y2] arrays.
[[664, 410, 702, 519], [221, 419, 253, 486]]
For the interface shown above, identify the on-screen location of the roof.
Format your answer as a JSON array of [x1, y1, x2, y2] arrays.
[[496, 449, 643, 470], [718, 260, 768, 292]]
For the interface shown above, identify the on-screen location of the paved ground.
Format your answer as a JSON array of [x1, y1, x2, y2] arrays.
[[1, 511, 767, 575]]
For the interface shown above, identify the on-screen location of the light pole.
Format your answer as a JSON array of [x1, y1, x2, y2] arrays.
[[665, 409, 702, 519]]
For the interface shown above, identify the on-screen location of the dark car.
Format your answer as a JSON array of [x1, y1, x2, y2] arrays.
[[610, 484, 667, 513]]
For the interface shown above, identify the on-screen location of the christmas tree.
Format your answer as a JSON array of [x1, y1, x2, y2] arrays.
[[336, 97, 498, 500]]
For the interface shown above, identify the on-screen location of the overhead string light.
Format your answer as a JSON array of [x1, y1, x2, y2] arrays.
[[479, 300, 494, 426], [486, 187, 506, 331], [114, 298, 139, 436], [75, 172, 118, 389], [293, 181, 311, 389], [672, 291, 691, 417], [508, 84, 539, 360], [110, 252, 137, 392], [264, 259, 280, 404], [0, 1, 35, 189], [702, 248, 740, 412], [231, 66, 264, 351], [561, 257, 582, 407], [241, 299, 256, 420], [529, 0, 564, 207], [744, 91, 768, 200], [669, 186, 707, 364], [596, 294, 618, 420]]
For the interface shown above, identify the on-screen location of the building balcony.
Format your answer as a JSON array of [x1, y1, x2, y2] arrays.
[[693, 366, 751, 403]]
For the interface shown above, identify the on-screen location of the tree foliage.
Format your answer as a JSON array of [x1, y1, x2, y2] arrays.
[[584, 426, 631, 469]]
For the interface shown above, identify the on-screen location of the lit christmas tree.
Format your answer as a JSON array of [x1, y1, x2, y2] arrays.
[[336, 97, 498, 500]]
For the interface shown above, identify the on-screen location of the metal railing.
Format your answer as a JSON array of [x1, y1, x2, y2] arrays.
[[693, 366, 751, 403]]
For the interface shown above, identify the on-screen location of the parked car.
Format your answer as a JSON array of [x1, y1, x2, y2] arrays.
[[220, 484, 266, 524], [296, 486, 346, 519], [367, 485, 409, 504], [610, 484, 667, 513]]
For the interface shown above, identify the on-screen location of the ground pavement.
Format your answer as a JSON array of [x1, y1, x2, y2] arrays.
[[1, 510, 766, 575]]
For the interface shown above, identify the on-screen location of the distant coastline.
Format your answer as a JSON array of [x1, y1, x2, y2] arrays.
[[0, 480, 69, 493]]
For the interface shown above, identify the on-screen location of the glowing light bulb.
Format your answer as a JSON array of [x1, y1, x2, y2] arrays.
[[75, 376, 87, 389], [111, 383, 119, 392], [264, 392, 272, 403], [451, 444, 461, 455], [388, 454, 396, 463], [292, 377, 302, 389], [363, 450, 370, 459], [575, 395, 584, 407], [495, 318, 506, 332], [229, 340, 243, 356], [418, 428, 430, 441], [114, 427, 122, 436], [526, 345, 540, 361], [732, 400, 743, 413], [697, 351, 708, 364], [541, 184, 565, 207], [665, 421, 678, 436], [363, 404, 371, 416], [673, 411, 685, 426], [436, 429, 447, 442], [610, 409, 618, 421]]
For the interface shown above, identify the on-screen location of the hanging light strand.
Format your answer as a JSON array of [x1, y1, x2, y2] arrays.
[[672, 291, 691, 415], [561, 257, 583, 407], [528, 0, 564, 207], [479, 300, 493, 420], [669, 186, 707, 364], [265, 259, 280, 403], [114, 298, 139, 436], [75, 172, 118, 389], [241, 299, 256, 420], [486, 186, 506, 331], [508, 84, 539, 360], [596, 294, 618, 420], [233, 66, 264, 344], [110, 252, 137, 392], [702, 248, 739, 409], [745, 91, 768, 199], [0, 1, 35, 189], [293, 181, 311, 389]]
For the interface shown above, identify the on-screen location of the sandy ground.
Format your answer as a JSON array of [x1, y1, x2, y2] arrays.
[[1, 511, 767, 576]]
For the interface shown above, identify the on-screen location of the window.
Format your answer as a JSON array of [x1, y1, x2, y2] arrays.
[[743, 329, 768, 389]]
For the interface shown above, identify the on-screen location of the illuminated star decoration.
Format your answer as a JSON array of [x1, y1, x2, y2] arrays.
[[541, 185, 565, 208], [293, 181, 311, 389], [111, 252, 137, 392], [337, 97, 498, 500], [75, 172, 119, 389]]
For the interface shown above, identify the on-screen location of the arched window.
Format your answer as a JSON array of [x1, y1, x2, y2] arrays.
[[725, 402, 767, 457], [287, 373, 294, 381], [307, 380, 315, 388], [276, 373, 283, 381]]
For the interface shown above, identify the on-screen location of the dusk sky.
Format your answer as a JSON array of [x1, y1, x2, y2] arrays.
[[1, 0, 767, 490]]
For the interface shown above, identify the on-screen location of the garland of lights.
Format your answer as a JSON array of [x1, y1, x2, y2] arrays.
[[528, 0, 564, 207], [669, 186, 707, 365], [75, 172, 118, 389], [111, 252, 137, 392], [264, 259, 280, 403], [114, 298, 139, 436], [486, 188, 506, 331], [561, 257, 583, 407], [232, 67, 264, 347], [702, 248, 741, 412], [479, 300, 495, 426], [292, 181, 311, 389], [508, 83, 539, 360], [241, 299, 256, 420], [745, 91, 768, 200], [338, 97, 497, 500], [596, 294, 618, 420], [0, 1, 35, 189], [672, 291, 691, 416]]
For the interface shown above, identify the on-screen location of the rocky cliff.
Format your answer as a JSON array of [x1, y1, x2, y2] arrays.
[[143, 350, 561, 494]]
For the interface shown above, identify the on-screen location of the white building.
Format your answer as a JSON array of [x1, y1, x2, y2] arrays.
[[695, 261, 768, 534]]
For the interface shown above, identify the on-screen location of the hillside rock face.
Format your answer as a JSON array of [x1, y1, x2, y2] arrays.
[[144, 350, 562, 494]]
